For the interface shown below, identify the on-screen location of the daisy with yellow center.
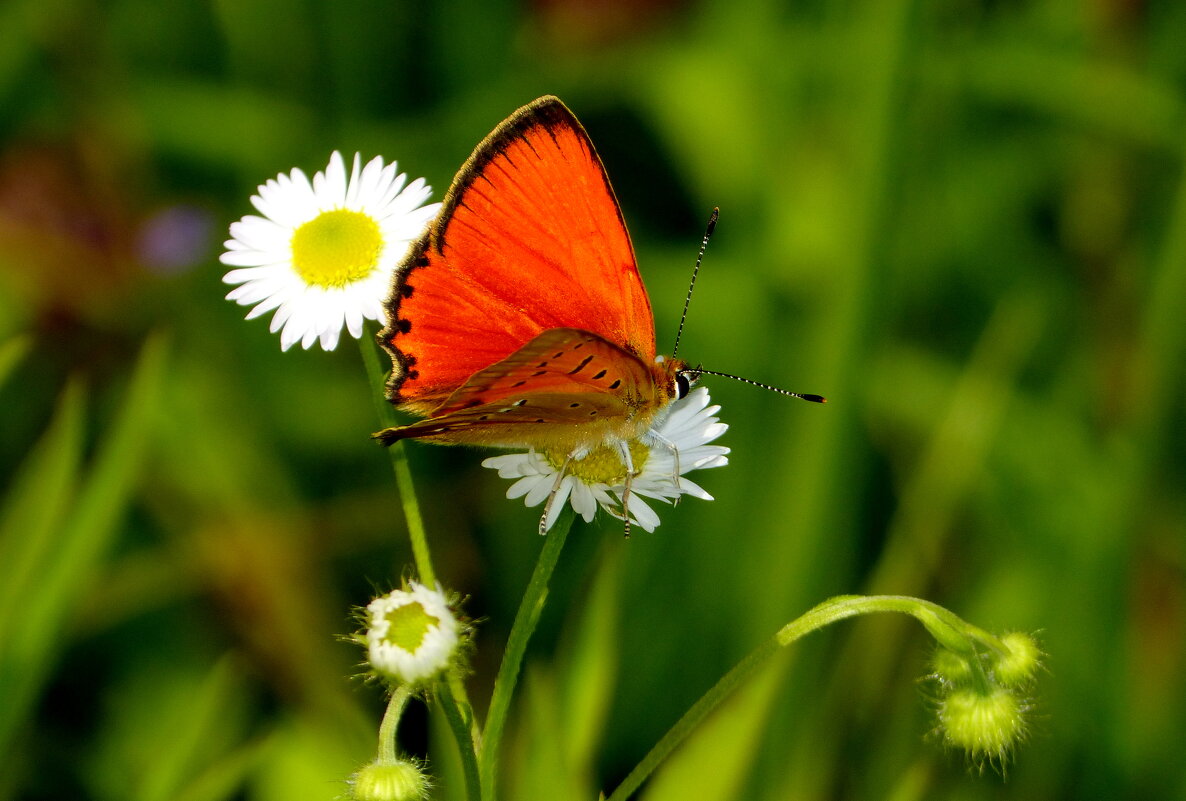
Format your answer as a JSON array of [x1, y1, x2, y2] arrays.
[[221, 152, 440, 350], [483, 387, 730, 532]]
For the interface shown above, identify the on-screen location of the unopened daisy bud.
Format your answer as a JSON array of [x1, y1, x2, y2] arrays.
[[930, 646, 975, 685], [991, 632, 1041, 688], [366, 583, 460, 685], [938, 686, 1027, 764], [350, 760, 429, 801]]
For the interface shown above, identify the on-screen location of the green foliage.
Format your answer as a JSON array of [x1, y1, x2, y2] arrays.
[[2, 1, 1185, 799]]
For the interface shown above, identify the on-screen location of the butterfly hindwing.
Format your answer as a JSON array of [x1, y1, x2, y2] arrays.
[[373, 392, 639, 449], [376, 328, 665, 450], [381, 96, 657, 412], [433, 328, 654, 415]]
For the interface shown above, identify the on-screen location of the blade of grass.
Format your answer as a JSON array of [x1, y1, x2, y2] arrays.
[[135, 657, 247, 801], [0, 333, 167, 755], [0, 379, 83, 637], [0, 335, 29, 390], [171, 735, 272, 801], [479, 508, 575, 801], [558, 547, 622, 777]]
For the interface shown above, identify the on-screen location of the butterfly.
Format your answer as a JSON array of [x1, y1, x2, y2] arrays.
[[374, 96, 820, 531]]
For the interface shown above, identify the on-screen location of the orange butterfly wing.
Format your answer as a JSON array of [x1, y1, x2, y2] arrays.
[[380, 96, 657, 414]]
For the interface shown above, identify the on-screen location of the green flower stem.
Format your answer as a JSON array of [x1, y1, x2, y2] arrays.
[[437, 680, 482, 801], [605, 594, 1001, 801], [358, 325, 479, 792], [780, 595, 1003, 693], [479, 508, 575, 801], [358, 328, 436, 589], [376, 684, 413, 765]]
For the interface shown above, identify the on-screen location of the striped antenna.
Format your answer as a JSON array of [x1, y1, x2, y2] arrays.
[[681, 368, 826, 404], [671, 207, 718, 359]]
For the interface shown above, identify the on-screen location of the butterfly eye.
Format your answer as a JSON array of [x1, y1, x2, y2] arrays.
[[675, 372, 692, 399]]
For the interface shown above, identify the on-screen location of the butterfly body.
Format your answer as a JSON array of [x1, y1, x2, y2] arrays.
[[376, 97, 690, 458]]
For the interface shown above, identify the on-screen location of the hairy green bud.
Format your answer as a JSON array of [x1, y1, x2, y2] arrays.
[[350, 760, 429, 801]]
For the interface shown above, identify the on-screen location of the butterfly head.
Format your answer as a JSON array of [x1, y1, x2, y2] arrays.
[[654, 354, 699, 403], [675, 368, 702, 401]]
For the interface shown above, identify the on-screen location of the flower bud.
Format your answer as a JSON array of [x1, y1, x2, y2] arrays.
[[930, 646, 975, 685], [937, 686, 1027, 765], [991, 632, 1041, 688], [366, 582, 461, 685], [350, 760, 429, 801]]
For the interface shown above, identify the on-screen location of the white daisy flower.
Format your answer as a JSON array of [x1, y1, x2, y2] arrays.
[[366, 582, 460, 685], [220, 151, 440, 351], [482, 386, 729, 533]]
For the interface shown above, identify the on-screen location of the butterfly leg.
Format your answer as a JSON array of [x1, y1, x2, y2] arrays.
[[646, 430, 682, 503], [538, 452, 574, 536], [614, 439, 639, 538]]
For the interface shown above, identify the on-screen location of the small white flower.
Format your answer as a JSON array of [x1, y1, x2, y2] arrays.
[[482, 387, 729, 532], [366, 583, 460, 685], [221, 151, 440, 351]]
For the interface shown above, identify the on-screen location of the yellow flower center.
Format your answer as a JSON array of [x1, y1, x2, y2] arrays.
[[545, 439, 650, 485], [290, 209, 383, 287], [382, 601, 439, 652]]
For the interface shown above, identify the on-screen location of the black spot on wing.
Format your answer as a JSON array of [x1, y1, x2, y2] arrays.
[[568, 354, 594, 375], [592, 369, 607, 380], [609, 379, 621, 389]]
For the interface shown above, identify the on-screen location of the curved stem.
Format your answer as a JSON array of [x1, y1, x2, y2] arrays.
[[478, 509, 575, 800], [376, 684, 413, 764], [605, 594, 997, 801]]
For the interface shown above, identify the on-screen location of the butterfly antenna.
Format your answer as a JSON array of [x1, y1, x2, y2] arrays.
[[684, 368, 827, 404], [671, 207, 719, 360]]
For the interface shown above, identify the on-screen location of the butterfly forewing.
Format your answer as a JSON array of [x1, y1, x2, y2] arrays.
[[382, 97, 657, 412]]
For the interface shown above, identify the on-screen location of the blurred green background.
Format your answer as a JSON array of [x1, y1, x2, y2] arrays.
[[2, 0, 1184, 799]]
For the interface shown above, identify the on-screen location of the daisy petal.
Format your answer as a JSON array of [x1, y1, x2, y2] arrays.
[[481, 387, 730, 533]]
